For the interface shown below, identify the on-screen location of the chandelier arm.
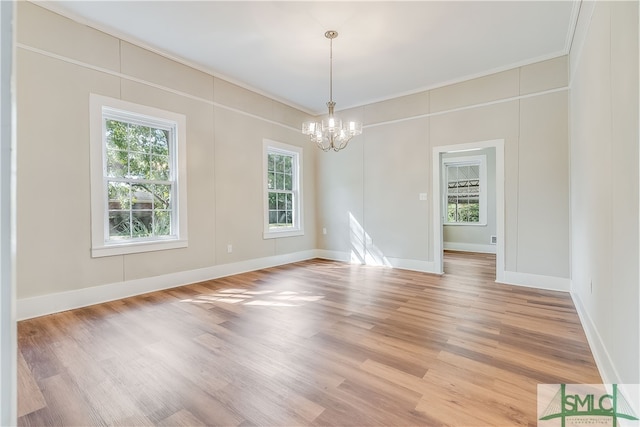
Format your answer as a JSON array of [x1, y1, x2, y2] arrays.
[[334, 136, 352, 152], [314, 138, 331, 152], [326, 134, 334, 152]]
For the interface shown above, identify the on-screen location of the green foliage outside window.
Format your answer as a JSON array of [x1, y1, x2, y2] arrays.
[[447, 201, 480, 223], [105, 119, 173, 240]]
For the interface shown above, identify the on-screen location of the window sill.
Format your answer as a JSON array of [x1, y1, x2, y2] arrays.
[[263, 229, 304, 239], [91, 239, 188, 257], [444, 222, 487, 227]]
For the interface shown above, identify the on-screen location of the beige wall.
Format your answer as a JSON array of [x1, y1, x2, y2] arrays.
[[16, 2, 316, 299], [569, 1, 639, 384], [319, 56, 571, 280], [17, 3, 573, 305]]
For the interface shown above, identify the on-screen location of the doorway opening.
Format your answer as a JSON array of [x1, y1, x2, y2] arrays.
[[432, 140, 505, 282]]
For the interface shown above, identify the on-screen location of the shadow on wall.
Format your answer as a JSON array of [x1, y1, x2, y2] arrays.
[[349, 212, 391, 267]]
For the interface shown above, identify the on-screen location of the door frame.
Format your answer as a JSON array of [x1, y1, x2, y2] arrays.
[[432, 139, 505, 281]]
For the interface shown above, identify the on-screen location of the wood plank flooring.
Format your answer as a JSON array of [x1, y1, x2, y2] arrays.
[[17, 252, 601, 426]]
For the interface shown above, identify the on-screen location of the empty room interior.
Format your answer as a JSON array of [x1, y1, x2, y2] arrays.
[[1, 1, 639, 426]]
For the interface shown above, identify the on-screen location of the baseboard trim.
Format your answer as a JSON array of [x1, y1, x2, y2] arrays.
[[17, 250, 317, 321], [17, 251, 572, 320], [500, 270, 571, 292], [315, 249, 352, 264], [570, 290, 620, 384], [443, 242, 496, 254], [316, 250, 441, 275], [385, 257, 439, 274]]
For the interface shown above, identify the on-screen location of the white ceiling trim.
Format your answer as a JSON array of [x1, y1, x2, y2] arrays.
[[32, 0, 317, 115], [336, 49, 569, 113], [32, 0, 579, 117]]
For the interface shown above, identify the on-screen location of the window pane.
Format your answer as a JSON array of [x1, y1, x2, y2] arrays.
[[268, 192, 276, 210], [150, 155, 170, 180], [109, 211, 131, 239], [447, 166, 458, 182], [152, 129, 169, 156], [108, 181, 131, 209], [284, 174, 292, 191], [269, 210, 277, 225], [153, 184, 171, 210], [277, 193, 286, 209], [128, 151, 150, 179], [284, 156, 292, 173], [131, 184, 153, 235], [447, 203, 456, 222], [132, 210, 152, 238], [458, 204, 467, 222], [106, 149, 127, 178], [468, 165, 479, 179], [468, 203, 479, 222], [286, 193, 292, 210], [128, 124, 152, 154], [275, 173, 284, 190], [132, 184, 154, 210], [154, 210, 171, 236], [275, 155, 284, 173], [267, 172, 275, 190], [105, 120, 128, 151], [267, 154, 275, 173]]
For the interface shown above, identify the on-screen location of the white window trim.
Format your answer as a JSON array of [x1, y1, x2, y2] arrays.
[[263, 139, 304, 239], [89, 94, 188, 257], [442, 154, 487, 226]]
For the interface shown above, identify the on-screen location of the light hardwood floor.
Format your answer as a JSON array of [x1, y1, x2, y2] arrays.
[[18, 252, 600, 426]]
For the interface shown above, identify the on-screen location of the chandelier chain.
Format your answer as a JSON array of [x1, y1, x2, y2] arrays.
[[301, 30, 362, 152], [329, 32, 333, 104]]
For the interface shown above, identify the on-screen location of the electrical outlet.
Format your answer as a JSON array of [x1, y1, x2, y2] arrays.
[[419, 193, 428, 201], [590, 279, 593, 294], [322, 227, 327, 235], [227, 244, 233, 254]]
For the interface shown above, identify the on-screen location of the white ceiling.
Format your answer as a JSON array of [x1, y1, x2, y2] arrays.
[[40, 1, 580, 115]]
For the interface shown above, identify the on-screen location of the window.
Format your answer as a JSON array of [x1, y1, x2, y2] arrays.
[[444, 155, 487, 225], [90, 94, 188, 257], [263, 140, 303, 238]]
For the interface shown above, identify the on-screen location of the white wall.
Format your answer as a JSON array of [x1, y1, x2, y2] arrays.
[[15, 3, 317, 318], [318, 57, 571, 288], [442, 148, 497, 254], [569, 0, 639, 385]]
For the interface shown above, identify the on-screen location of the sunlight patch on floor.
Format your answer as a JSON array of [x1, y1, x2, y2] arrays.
[[181, 289, 324, 307]]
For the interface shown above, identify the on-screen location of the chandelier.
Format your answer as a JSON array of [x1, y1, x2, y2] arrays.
[[302, 30, 363, 152]]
